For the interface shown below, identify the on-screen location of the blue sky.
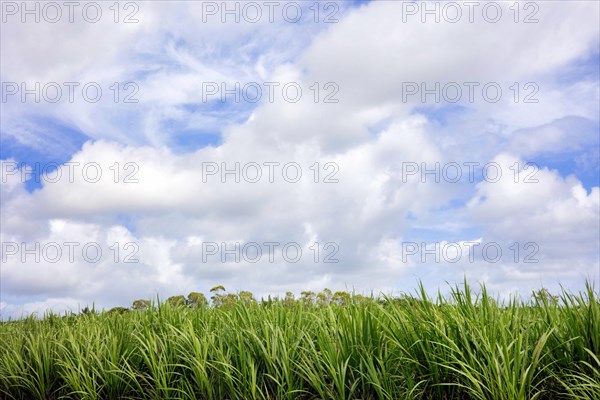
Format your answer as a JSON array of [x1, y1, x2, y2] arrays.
[[1, 0, 599, 318]]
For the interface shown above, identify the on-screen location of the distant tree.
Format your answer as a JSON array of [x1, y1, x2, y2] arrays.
[[239, 291, 256, 306], [332, 291, 350, 306], [210, 285, 226, 307], [132, 299, 151, 310], [317, 288, 332, 306], [167, 295, 186, 307], [108, 307, 130, 315], [187, 292, 207, 308], [300, 291, 316, 306], [283, 291, 295, 307], [353, 294, 371, 304], [223, 293, 238, 307], [385, 294, 422, 308]]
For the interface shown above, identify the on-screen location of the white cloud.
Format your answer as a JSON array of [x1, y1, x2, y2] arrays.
[[1, 1, 599, 318]]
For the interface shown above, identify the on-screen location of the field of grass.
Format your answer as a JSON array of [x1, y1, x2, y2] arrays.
[[0, 282, 598, 400]]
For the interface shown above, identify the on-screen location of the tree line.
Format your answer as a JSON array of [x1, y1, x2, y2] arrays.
[[103, 285, 560, 314]]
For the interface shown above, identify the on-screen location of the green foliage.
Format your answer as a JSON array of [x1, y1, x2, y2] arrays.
[[80, 306, 94, 315], [300, 291, 316, 306], [316, 288, 333, 306], [239, 290, 256, 305], [108, 306, 130, 315], [0, 282, 598, 399], [532, 288, 559, 305], [210, 285, 227, 307], [166, 295, 186, 307], [210, 285, 225, 293], [132, 299, 151, 310], [187, 292, 207, 308], [332, 291, 350, 306]]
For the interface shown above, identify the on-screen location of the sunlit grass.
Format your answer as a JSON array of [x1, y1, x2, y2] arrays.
[[0, 282, 598, 399]]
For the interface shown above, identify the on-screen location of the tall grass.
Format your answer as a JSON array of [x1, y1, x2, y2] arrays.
[[0, 282, 598, 399]]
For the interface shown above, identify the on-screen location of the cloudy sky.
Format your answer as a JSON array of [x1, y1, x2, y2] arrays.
[[1, 0, 599, 318]]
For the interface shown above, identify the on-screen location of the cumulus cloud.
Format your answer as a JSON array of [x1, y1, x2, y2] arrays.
[[1, 0, 598, 318]]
